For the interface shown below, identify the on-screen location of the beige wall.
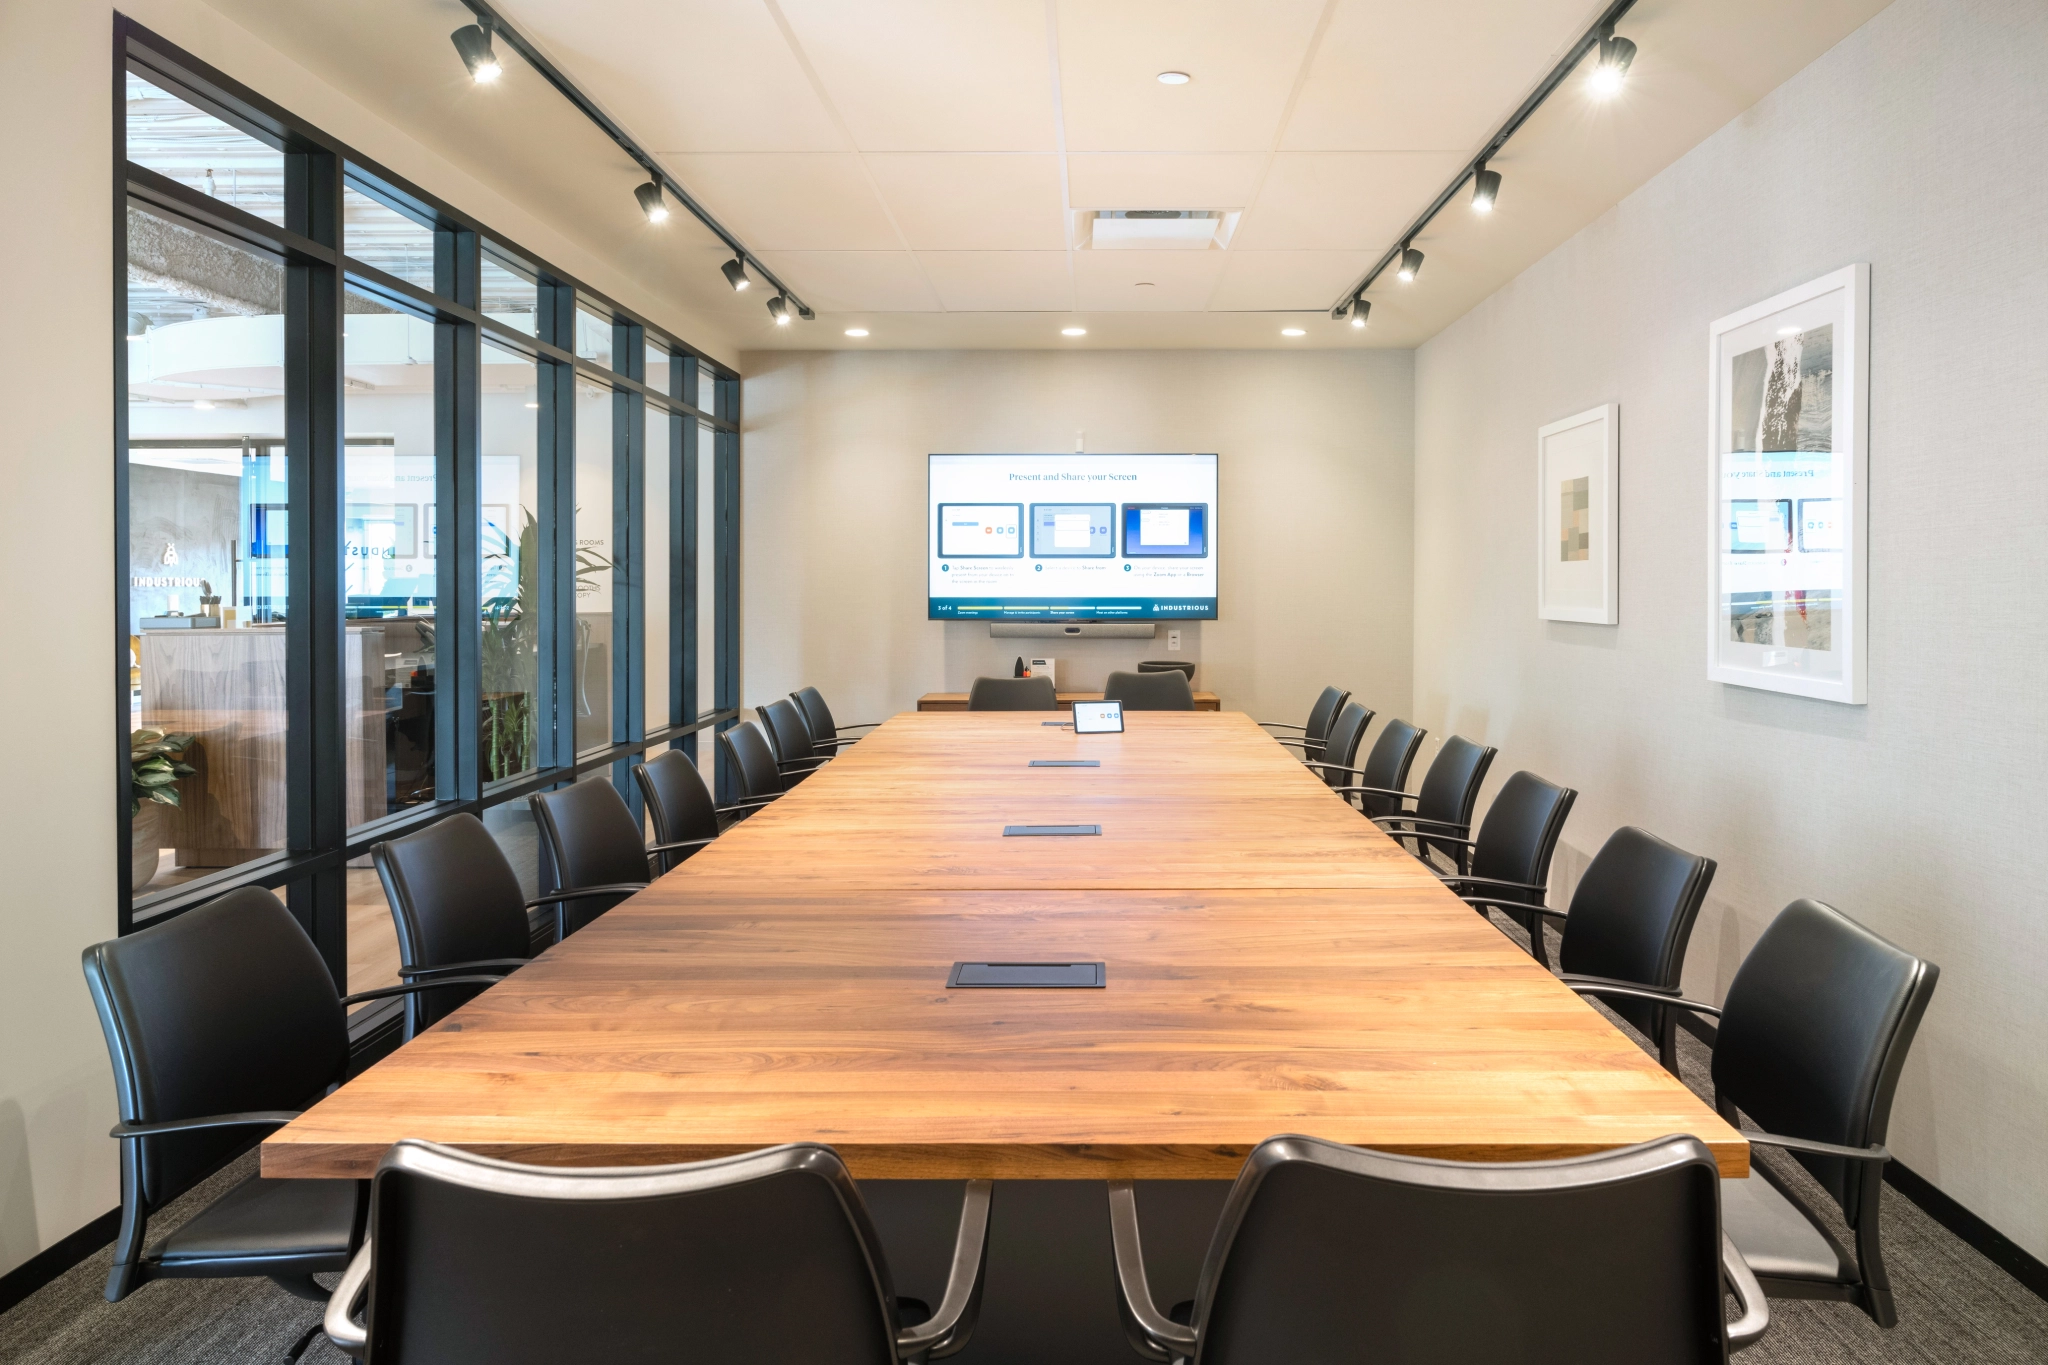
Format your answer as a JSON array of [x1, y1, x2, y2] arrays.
[[0, 0, 731, 1277], [1413, 0, 2048, 1259], [738, 348, 1414, 728]]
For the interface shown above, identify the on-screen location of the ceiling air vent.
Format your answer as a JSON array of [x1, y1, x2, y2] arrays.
[[1082, 210, 1240, 251]]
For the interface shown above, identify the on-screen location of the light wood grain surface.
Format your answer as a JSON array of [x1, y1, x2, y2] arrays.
[[917, 691, 1220, 711], [265, 712, 1745, 1180]]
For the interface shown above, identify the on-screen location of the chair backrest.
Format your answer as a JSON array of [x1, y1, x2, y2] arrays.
[[529, 780, 649, 933], [966, 675, 1058, 711], [634, 750, 720, 871], [719, 720, 787, 798], [81, 887, 347, 1211], [1557, 827, 1716, 1038], [1465, 772, 1577, 901], [372, 814, 532, 1035], [1186, 1134, 1732, 1365], [359, 1140, 902, 1365], [1102, 669, 1194, 711], [790, 686, 839, 744], [1404, 736, 1497, 862], [760, 698, 818, 765], [1712, 899, 1938, 1227], [1352, 719, 1425, 817], [1314, 702, 1375, 788], [1302, 686, 1350, 751]]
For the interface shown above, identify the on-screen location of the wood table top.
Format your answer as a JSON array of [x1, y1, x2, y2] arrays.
[[918, 690, 1220, 711], [264, 712, 1745, 1180]]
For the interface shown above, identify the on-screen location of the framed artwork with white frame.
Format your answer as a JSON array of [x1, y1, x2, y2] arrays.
[[1536, 404, 1619, 624], [1707, 264, 1868, 704]]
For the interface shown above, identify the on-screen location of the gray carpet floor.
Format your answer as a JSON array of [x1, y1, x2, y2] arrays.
[[4, 913, 2043, 1363]]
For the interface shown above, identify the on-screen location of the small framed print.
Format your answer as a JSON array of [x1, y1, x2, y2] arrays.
[[1536, 404, 1619, 624], [1707, 264, 1868, 704]]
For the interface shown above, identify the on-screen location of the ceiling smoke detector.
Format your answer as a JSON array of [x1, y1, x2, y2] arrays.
[[1082, 209, 1239, 251]]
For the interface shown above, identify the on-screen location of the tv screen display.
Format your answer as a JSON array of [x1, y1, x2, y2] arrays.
[[929, 454, 1217, 622]]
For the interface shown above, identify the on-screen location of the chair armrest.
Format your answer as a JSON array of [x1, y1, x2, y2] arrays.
[[647, 837, 717, 856], [524, 883, 648, 911], [1272, 738, 1318, 750], [1300, 760, 1365, 778], [1438, 874, 1543, 892], [777, 756, 831, 770], [1326, 784, 1419, 802], [1257, 720, 1309, 732], [1740, 1131, 1890, 1164], [1460, 897, 1560, 917], [111, 1110, 301, 1139], [341, 976, 510, 1008], [896, 1180, 993, 1360], [1723, 1235, 1770, 1352], [1375, 816, 1470, 836], [1107, 1182, 1199, 1362], [1561, 976, 1722, 1018], [813, 736, 864, 748], [398, 959, 527, 980], [835, 720, 883, 731], [325, 1241, 372, 1354]]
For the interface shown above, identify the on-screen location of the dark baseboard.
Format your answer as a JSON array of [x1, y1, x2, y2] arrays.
[[1668, 1010, 2048, 1302], [0, 1208, 118, 1316]]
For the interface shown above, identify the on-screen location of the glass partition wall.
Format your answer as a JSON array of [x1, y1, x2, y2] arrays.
[[117, 18, 740, 1040]]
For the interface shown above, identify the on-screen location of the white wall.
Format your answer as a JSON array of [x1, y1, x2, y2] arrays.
[[0, 1, 728, 1278], [739, 349, 1414, 728], [1412, 0, 2048, 1258]]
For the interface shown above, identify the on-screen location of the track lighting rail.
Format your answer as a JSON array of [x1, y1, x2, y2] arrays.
[[455, 0, 813, 320]]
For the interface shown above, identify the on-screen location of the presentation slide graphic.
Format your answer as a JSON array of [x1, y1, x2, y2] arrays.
[[929, 454, 1218, 621]]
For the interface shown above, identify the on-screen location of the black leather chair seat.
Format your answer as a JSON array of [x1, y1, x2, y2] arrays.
[[1720, 1173, 1855, 1283], [152, 1174, 361, 1275]]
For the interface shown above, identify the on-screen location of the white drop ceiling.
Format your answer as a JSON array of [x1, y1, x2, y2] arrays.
[[202, 0, 1892, 351]]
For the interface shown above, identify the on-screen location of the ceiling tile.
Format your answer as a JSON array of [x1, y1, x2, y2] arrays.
[[661, 154, 902, 251], [1055, 0, 1329, 152], [1072, 251, 1229, 311], [765, 252, 942, 312], [919, 252, 1075, 311], [1282, 0, 1593, 151], [777, 0, 1056, 151], [496, 0, 846, 152], [1208, 251, 1377, 312], [1066, 153, 1268, 210], [1230, 151, 1466, 250], [864, 155, 1068, 250]]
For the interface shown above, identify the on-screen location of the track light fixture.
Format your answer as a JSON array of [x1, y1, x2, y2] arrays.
[[720, 257, 750, 292], [1471, 164, 1501, 213], [1349, 298, 1370, 329], [768, 295, 791, 326], [451, 18, 502, 83], [633, 181, 669, 223], [1397, 246, 1424, 283], [1590, 27, 1636, 97]]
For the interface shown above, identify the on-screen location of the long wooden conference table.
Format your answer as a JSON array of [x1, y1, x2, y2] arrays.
[[267, 711, 1741, 1178]]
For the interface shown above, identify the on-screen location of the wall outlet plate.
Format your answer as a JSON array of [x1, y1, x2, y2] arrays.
[[1167, 629, 1181, 650]]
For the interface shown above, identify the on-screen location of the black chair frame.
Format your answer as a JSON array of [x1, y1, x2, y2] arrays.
[[790, 686, 881, 750]]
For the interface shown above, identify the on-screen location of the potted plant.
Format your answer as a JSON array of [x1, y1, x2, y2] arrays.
[[131, 729, 197, 890]]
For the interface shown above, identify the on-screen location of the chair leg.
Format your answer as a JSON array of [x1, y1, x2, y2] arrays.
[[1525, 912, 1551, 970], [284, 1321, 324, 1362], [270, 1273, 329, 1302]]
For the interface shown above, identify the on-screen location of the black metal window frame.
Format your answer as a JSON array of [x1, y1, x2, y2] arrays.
[[114, 17, 742, 1002]]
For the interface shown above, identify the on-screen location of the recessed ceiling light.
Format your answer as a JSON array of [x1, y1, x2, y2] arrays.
[[1281, 328, 1306, 337], [1157, 71, 1190, 85], [845, 328, 869, 337], [1061, 327, 1087, 337]]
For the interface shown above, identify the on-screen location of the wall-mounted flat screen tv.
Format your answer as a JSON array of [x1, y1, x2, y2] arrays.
[[928, 454, 1217, 622]]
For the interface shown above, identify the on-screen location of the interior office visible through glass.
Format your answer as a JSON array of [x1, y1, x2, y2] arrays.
[[481, 340, 541, 784], [343, 177, 436, 291], [481, 246, 537, 334], [125, 207, 287, 903], [343, 288, 437, 825], [645, 409, 673, 737], [125, 73, 285, 226], [575, 380, 616, 754]]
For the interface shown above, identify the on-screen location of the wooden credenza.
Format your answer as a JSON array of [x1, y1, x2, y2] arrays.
[[917, 689, 1219, 712]]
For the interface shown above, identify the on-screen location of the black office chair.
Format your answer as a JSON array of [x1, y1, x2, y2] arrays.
[[966, 675, 1058, 711], [1258, 685, 1350, 762], [720, 718, 797, 801], [791, 686, 881, 750], [1110, 1133, 1768, 1364], [1296, 701, 1374, 791], [1312, 717, 1425, 817], [1103, 669, 1194, 711], [1569, 899, 1939, 1328], [529, 779, 716, 936], [1426, 771, 1576, 943], [324, 1140, 993, 1365], [761, 697, 834, 786], [634, 748, 767, 872], [1359, 736, 1497, 873], [81, 888, 504, 1359]]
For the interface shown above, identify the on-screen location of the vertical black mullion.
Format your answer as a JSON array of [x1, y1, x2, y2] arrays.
[[678, 362, 700, 768], [667, 404, 686, 735], [614, 325, 645, 806], [436, 229, 482, 801], [115, 30, 136, 928], [713, 372, 740, 805], [285, 146, 348, 988], [537, 284, 576, 775]]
